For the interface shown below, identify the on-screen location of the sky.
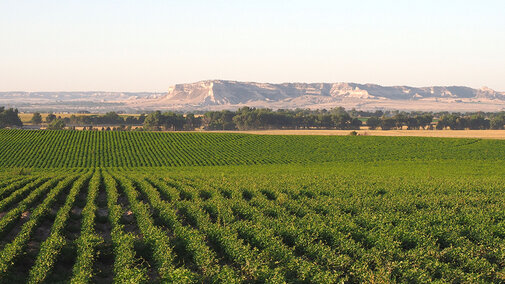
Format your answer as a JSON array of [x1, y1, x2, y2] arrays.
[[0, 0, 504, 92]]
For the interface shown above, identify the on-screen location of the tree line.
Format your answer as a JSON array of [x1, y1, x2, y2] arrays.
[[366, 114, 434, 130], [32, 112, 146, 126], [144, 108, 503, 131], [0, 107, 22, 129], [2, 106, 505, 131], [113, 109, 505, 131], [201, 107, 362, 130]]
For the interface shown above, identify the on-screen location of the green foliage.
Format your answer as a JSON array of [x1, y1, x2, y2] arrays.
[[226, 107, 362, 130], [0, 107, 22, 128], [71, 170, 102, 283], [31, 112, 42, 124], [143, 111, 192, 131], [45, 113, 57, 123], [437, 113, 490, 130], [1, 129, 505, 168], [0, 132, 504, 282], [366, 116, 380, 130], [0, 174, 80, 278], [64, 112, 145, 126], [47, 119, 66, 130], [28, 172, 92, 283], [490, 113, 505, 129]]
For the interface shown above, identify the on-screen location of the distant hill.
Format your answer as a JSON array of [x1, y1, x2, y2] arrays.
[[2, 81, 505, 112], [131, 80, 505, 112], [0, 91, 164, 112]]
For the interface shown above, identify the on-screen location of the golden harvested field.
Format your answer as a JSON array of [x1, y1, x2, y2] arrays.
[[205, 129, 505, 139], [16, 113, 505, 139]]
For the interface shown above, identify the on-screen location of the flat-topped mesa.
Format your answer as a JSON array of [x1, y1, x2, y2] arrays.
[[164, 81, 218, 104], [157, 80, 505, 107]]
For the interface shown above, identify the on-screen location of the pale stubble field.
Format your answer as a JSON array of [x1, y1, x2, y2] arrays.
[[207, 129, 505, 139]]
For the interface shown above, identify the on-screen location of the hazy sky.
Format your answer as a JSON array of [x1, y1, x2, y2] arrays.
[[1, 0, 504, 92]]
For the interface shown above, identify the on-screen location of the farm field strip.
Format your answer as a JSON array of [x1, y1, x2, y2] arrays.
[[0, 174, 81, 280], [1, 129, 505, 168], [208, 129, 505, 140], [28, 172, 93, 283], [0, 130, 504, 282], [0, 166, 501, 282]]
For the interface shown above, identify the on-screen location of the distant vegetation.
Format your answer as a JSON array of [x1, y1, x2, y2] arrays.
[[0, 107, 22, 129], [67, 112, 146, 126], [145, 108, 505, 131], [3, 106, 505, 130]]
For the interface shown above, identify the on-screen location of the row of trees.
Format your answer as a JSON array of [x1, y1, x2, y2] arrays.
[[24, 111, 149, 130], [201, 107, 362, 130], [29, 112, 66, 129], [30, 112, 146, 126], [63, 110, 505, 131], [365, 113, 505, 130], [436, 114, 492, 130], [143, 111, 201, 131], [141, 108, 363, 131], [0, 107, 23, 129], [3, 106, 505, 131], [364, 113, 505, 130], [489, 114, 505, 129], [366, 114, 434, 130]]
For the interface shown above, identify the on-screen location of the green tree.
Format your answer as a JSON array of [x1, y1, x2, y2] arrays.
[[184, 113, 201, 130], [393, 113, 408, 129], [380, 117, 396, 130], [143, 111, 162, 130], [490, 115, 505, 129], [366, 116, 380, 130], [0, 107, 23, 129], [31, 112, 43, 124], [103, 112, 124, 124], [46, 113, 57, 123], [406, 117, 420, 130], [350, 117, 362, 130], [47, 119, 66, 130], [468, 115, 490, 130], [418, 114, 433, 129], [436, 114, 458, 130]]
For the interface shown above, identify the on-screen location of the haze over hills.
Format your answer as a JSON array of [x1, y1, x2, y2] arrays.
[[135, 80, 505, 112], [2, 80, 505, 112], [0, 91, 165, 113]]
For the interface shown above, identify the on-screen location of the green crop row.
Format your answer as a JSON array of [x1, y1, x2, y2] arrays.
[[0, 131, 504, 282], [28, 171, 92, 283], [0, 174, 80, 278], [1, 129, 505, 168], [112, 172, 195, 282], [102, 171, 147, 283], [0, 165, 503, 282], [70, 170, 102, 284], [0, 177, 61, 236]]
